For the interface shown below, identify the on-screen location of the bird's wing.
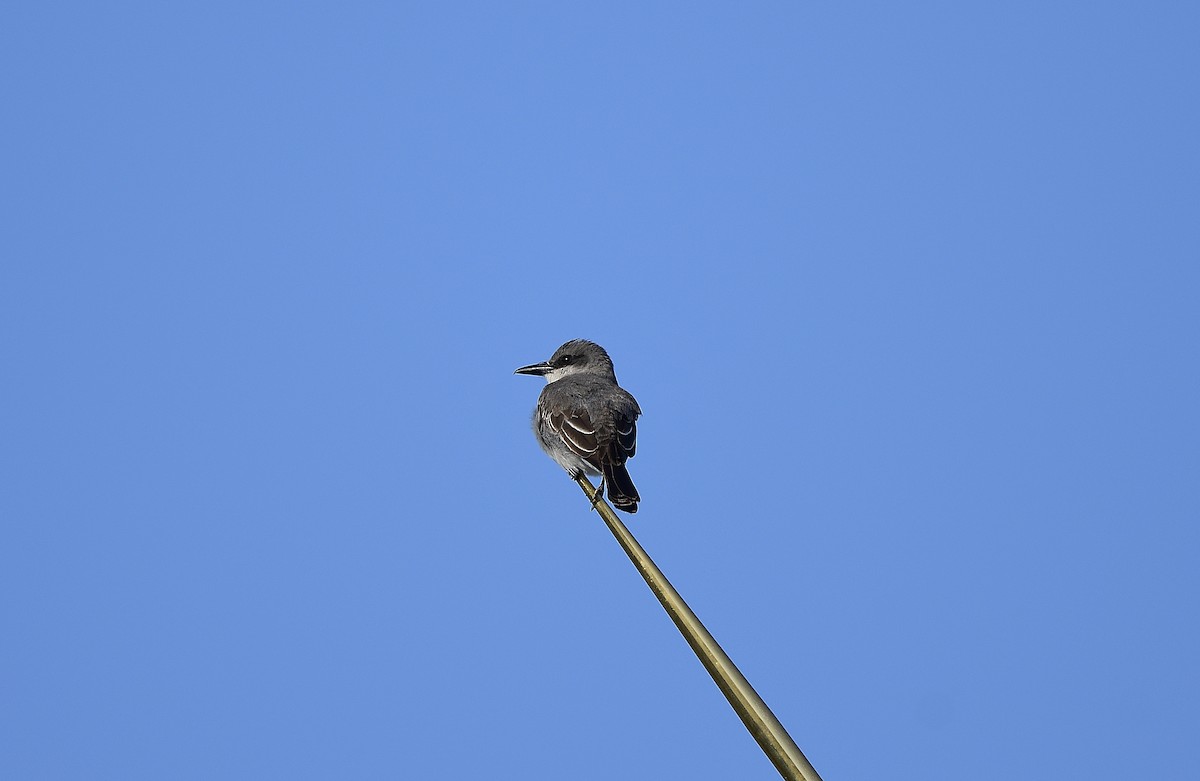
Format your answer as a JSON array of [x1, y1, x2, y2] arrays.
[[549, 408, 601, 461], [549, 406, 638, 469]]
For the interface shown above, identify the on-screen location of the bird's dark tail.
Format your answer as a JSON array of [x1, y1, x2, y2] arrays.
[[602, 462, 640, 514]]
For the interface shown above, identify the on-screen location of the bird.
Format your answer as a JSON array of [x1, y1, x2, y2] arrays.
[[514, 339, 642, 513]]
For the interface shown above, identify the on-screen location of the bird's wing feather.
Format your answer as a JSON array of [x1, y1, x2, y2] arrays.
[[614, 416, 637, 459], [550, 409, 600, 457]]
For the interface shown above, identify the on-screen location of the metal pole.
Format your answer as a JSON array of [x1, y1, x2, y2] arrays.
[[574, 476, 824, 781]]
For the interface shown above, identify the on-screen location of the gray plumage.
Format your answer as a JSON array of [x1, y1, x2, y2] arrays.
[[514, 339, 642, 513]]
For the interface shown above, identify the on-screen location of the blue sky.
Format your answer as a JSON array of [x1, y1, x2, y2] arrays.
[[3, 3, 1198, 779]]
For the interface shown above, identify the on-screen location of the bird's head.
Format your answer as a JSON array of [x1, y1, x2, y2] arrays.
[[514, 339, 616, 384]]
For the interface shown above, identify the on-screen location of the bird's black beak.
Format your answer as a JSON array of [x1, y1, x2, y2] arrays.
[[514, 361, 552, 376]]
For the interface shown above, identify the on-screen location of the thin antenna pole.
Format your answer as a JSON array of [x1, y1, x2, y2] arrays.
[[574, 476, 824, 781]]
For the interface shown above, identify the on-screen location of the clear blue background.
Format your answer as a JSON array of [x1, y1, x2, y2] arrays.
[[3, 3, 1198, 779]]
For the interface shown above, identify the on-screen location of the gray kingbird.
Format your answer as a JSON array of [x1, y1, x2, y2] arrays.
[[514, 339, 642, 513]]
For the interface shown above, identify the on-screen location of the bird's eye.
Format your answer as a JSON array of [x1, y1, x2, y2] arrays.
[[557, 355, 572, 367]]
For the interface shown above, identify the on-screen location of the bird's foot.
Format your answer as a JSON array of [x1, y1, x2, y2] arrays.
[[589, 478, 606, 511]]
